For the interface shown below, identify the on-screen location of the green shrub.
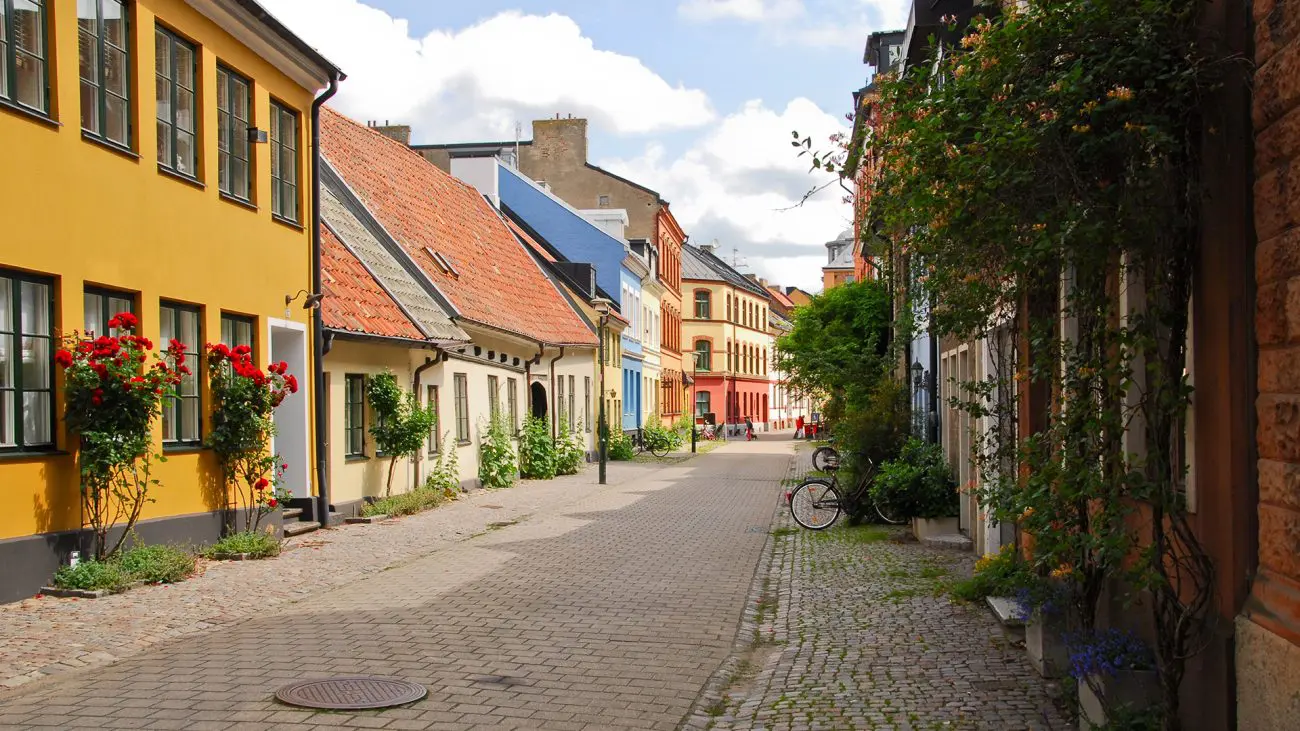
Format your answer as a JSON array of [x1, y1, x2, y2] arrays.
[[554, 419, 586, 476], [203, 529, 282, 559], [869, 438, 958, 520], [518, 414, 557, 479], [363, 486, 452, 517], [607, 429, 634, 461], [425, 433, 461, 495], [366, 371, 438, 497], [642, 417, 683, 454], [52, 559, 133, 592], [478, 410, 518, 488], [949, 544, 1034, 602], [116, 543, 196, 584]]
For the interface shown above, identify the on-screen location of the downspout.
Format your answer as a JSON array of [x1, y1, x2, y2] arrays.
[[549, 347, 565, 439], [411, 351, 442, 487], [311, 72, 341, 526]]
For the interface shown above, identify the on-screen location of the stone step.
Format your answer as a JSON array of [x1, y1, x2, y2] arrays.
[[921, 533, 973, 551], [986, 596, 1026, 627], [281, 508, 304, 521], [283, 521, 320, 538]]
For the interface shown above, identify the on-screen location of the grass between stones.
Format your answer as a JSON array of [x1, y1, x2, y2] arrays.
[[52, 543, 198, 591]]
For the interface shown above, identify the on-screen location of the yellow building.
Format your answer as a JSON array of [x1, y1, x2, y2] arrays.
[[0, 0, 340, 602]]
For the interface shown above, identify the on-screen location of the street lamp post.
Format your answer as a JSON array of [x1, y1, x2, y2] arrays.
[[690, 351, 698, 453], [591, 297, 612, 484]]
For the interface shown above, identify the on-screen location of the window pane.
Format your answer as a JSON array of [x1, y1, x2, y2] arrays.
[[83, 293, 101, 335], [181, 396, 199, 439], [280, 147, 296, 184], [19, 282, 46, 335], [232, 79, 247, 120], [155, 72, 170, 121], [0, 337, 10, 390], [22, 336, 48, 388], [103, 44, 125, 96], [102, 0, 125, 48], [179, 309, 198, 347], [154, 30, 170, 77], [0, 277, 11, 333], [162, 401, 176, 441], [22, 391, 50, 445], [13, 1, 42, 56], [175, 129, 195, 175], [176, 88, 194, 132], [108, 295, 131, 318], [231, 157, 248, 199], [157, 120, 172, 166], [174, 43, 193, 88], [0, 392, 12, 447], [104, 92, 127, 145], [216, 68, 228, 109], [15, 51, 45, 110]]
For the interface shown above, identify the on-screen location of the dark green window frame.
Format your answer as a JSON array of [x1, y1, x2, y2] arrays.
[[0, 269, 55, 452], [344, 373, 365, 457], [453, 373, 469, 444], [154, 25, 197, 178], [219, 313, 253, 351], [694, 340, 711, 372], [269, 100, 299, 222], [426, 384, 439, 456], [507, 377, 518, 431], [83, 286, 135, 339], [1, 0, 50, 116], [159, 301, 200, 446], [568, 375, 575, 432], [216, 64, 251, 201], [487, 374, 499, 417], [78, 0, 131, 147], [694, 290, 710, 319]]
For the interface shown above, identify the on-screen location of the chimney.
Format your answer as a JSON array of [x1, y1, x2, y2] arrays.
[[372, 123, 412, 146], [698, 239, 718, 254], [531, 116, 588, 166]]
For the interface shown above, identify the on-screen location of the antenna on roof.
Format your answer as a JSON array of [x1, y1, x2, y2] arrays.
[[515, 121, 521, 166], [732, 245, 748, 271]]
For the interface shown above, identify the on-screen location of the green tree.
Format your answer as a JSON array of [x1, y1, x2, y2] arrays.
[[774, 280, 891, 403], [366, 371, 437, 497]]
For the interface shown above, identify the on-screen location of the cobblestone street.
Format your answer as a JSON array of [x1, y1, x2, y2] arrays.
[[685, 448, 1067, 731]]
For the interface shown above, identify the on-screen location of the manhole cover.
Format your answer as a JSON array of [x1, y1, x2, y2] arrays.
[[275, 676, 427, 710]]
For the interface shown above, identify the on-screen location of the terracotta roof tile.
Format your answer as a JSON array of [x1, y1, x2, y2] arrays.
[[321, 227, 423, 340], [321, 108, 596, 346]]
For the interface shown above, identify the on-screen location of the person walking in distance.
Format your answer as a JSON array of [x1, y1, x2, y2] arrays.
[[795, 415, 804, 440], [745, 415, 755, 441]]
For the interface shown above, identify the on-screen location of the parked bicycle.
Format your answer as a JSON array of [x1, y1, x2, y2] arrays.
[[635, 428, 672, 458], [788, 446, 905, 529], [811, 438, 838, 472]]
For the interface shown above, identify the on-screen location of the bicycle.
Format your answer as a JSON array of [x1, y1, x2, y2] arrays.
[[635, 428, 672, 458], [811, 438, 838, 472], [787, 448, 905, 530]]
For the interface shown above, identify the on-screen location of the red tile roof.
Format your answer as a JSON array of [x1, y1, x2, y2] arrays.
[[321, 108, 596, 346], [766, 287, 797, 310], [321, 227, 423, 340], [505, 218, 630, 327]]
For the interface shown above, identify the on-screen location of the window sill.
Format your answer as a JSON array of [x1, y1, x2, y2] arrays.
[[272, 214, 304, 231], [345, 454, 369, 463], [158, 165, 205, 190], [456, 440, 472, 447], [220, 192, 258, 212], [0, 98, 59, 129], [0, 448, 69, 461], [163, 443, 208, 454], [82, 132, 139, 161]]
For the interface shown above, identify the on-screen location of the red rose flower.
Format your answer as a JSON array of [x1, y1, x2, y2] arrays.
[[267, 498, 277, 508], [54, 349, 74, 368], [286, 375, 299, 394], [107, 317, 121, 329], [115, 312, 138, 328], [255, 477, 269, 490], [233, 344, 251, 356]]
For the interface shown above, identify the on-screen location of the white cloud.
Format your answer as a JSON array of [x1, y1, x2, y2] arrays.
[[258, 0, 714, 140], [599, 98, 852, 293], [678, 0, 804, 22]]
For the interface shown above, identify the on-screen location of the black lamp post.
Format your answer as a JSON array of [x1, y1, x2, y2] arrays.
[[592, 297, 612, 484]]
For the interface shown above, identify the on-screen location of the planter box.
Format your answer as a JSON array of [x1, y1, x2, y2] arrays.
[[1026, 611, 1069, 678], [40, 581, 145, 599], [912, 516, 959, 540], [1077, 670, 1160, 730], [209, 552, 253, 561], [345, 515, 389, 524]]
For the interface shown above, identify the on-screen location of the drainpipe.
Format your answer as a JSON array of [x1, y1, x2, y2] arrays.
[[548, 347, 565, 439], [311, 73, 341, 525], [411, 351, 442, 486]]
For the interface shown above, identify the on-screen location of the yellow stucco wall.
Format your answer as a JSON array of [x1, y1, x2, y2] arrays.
[[0, 0, 320, 540], [681, 281, 773, 379]]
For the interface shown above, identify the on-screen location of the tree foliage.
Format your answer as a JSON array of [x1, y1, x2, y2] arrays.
[[774, 279, 891, 401], [366, 371, 438, 497]]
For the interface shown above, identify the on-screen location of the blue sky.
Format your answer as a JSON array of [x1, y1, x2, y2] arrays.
[[262, 0, 909, 290]]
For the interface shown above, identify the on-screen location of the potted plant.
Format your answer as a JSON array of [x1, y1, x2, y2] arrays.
[[1068, 628, 1160, 728], [868, 438, 959, 538], [1014, 573, 1074, 678]]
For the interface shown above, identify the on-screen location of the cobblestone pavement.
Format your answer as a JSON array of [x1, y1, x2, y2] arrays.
[[0, 437, 794, 729], [683, 447, 1068, 731]]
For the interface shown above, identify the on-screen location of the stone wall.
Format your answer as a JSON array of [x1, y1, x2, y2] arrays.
[[1241, 0, 1300, 727]]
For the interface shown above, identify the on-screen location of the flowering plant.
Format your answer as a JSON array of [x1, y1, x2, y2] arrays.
[[205, 343, 298, 533], [1066, 628, 1156, 679], [57, 312, 185, 559]]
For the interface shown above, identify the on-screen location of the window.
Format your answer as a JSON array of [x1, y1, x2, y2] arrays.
[[487, 374, 499, 416], [453, 373, 468, 443], [159, 302, 200, 445], [0, 271, 53, 450], [598, 194, 610, 207], [344, 374, 365, 457], [694, 290, 711, 319], [584, 376, 591, 433], [217, 65, 251, 200], [79, 0, 129, 144], [568, 375, 575, 431], [154, 27, 197, 177], [557, 375, 565, 424], [2, 0, 48, 114], [426, 384, 439, 456], [220, 313, 253, 351], [695, 390, 710, 418], [83, 287, 134, 338], [506, 377, 518, 430], [694, 340, 711, 371], [270, 101, 299, 222], [726, 294, 731, 321]]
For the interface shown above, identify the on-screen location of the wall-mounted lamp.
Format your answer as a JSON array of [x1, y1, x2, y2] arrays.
[[286, 290, 325, 310]]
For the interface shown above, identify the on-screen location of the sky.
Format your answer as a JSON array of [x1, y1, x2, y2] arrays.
[[259, 0, 911, 291]]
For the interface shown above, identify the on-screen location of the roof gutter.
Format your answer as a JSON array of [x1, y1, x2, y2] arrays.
[[311, 72, 342, 527]]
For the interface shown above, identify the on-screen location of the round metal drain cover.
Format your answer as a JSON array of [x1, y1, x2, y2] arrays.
[[275, 676, 427, 710]]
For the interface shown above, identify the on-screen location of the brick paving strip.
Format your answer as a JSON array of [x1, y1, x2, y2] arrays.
[[0, 438, 795, 729], [681, 446, 1069, 731]]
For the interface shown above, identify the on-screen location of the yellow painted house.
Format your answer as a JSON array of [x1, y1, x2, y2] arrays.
[[0, 0, 340, 602]]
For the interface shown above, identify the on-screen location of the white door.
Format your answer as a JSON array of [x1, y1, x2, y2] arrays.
[[270, 321, 311, 499]]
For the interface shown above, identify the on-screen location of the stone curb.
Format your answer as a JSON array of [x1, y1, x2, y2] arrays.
[[344, 515, 390, 524]]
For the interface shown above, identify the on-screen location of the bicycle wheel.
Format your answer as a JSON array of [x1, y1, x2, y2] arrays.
[[650, 443, 669, 457], [789, 479, 842, 530], [874, 498, 906, 525], [811, 446, 839, 472]]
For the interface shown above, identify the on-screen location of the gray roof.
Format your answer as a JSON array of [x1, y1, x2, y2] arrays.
[[682, 245, 772, 299], [321, 185, 469, 343]]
